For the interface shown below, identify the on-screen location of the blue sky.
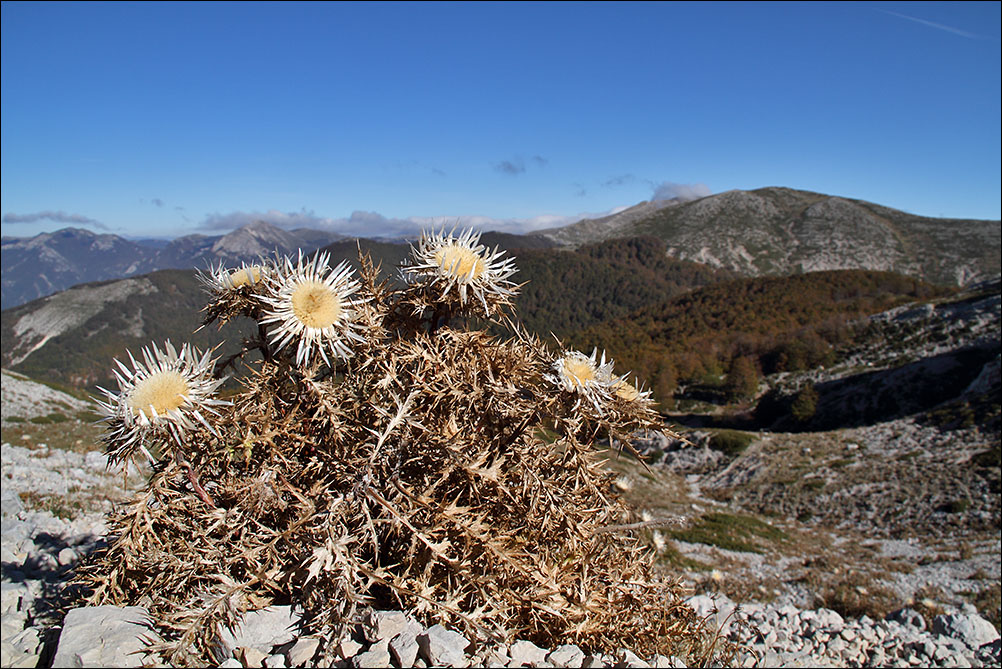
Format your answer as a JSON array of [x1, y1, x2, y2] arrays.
[[2, 1, 999, 239]]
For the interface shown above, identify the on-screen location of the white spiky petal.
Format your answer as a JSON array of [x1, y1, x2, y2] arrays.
[[97, 341, 228, 460], [403, 228, 518, 313], [612, 375, 653, 405], [547, 348, 618, 412], [260, 251, 368, 367], [199, 260, 270, 295]]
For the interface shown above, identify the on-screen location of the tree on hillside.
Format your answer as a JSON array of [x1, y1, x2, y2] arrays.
[[724, 356, 760, 401], [790, 382, 819, 423]]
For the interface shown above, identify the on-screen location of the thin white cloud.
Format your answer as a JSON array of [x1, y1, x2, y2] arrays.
[[650, 181, 711, 202], [197, 207, 608, 238], [2, 210, 108, 229], [877, 8, 982, 39]]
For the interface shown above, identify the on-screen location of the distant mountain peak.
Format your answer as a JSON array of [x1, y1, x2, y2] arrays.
[[535, 187, 999, 287], [211, 221, 301, 257], [531, 199, 680, 246]]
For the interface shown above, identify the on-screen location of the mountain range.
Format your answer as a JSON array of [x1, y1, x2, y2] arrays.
[[0, 221, 345, 309], [4, 187, 999, 311]]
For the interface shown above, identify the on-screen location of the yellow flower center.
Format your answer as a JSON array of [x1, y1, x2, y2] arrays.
[[562, 357, 596, 386], [228, 266, 262, 287], [613, 380, 640, 401], [434, 244, 485, 280], [128, 370, 190, 418], [291, 280, 342, 328]]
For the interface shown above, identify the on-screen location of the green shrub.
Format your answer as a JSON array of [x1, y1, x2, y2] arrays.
[[670, 512, 786, 554], [29, 413, 70, 425], [941, 498, 971, 514], [790, 383, 818, 423], [709, 430, 755, 457]]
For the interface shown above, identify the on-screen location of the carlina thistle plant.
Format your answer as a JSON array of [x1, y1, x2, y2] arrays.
[[74, 228, 726, 667]]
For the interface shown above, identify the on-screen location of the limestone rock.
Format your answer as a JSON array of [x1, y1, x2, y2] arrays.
[[509, 639, 549, 666], [352, 639, 391, 668], [286, 636, 321, 667], [687, 593, 736, 635], [547, 644, 586, 667], [51, 605, 161, 668], [932, 613, 1000, 649], [362, 610, 410, 643], [218, 605, 302, 655], [418, 624, 470, 667], [389, 621, 424, 668]]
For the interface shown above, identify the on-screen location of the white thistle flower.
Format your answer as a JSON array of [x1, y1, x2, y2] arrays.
[[260, 251, 368, 367], [201, 261, 269, 293], [403, 228, 518, 313], [547, 348, 617, 411], [97, 341, 228, 460], [611, 376, 652, 403]]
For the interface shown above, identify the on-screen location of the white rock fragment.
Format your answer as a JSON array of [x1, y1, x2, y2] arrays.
[[352, 639, 391, 668], [51, 605, 161, 668], [333, 636, 364, 660], [237, 645, 269, 667], [363, 609, 411, 642], [932, 613, 1000, 649], [418, 624, 470, 667], [509, 639, 549, 666], [264, 653, 289, 668], [389, 620, 424, 668], [547, 643, 586, 667], [218, 605, 302, 655], [286, 636, 321, 666]]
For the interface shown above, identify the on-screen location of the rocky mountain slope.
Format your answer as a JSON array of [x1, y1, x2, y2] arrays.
[[533, 187, 1000, 287], [1, 221, 344, 309], [532, 198, 682, 247]]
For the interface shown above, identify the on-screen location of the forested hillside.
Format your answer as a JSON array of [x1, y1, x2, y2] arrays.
[[569, 270, 954, 405], [512, 237, 735, 337]]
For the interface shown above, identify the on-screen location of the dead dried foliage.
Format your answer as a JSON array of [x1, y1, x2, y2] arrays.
[[74, 233, 720, 665]]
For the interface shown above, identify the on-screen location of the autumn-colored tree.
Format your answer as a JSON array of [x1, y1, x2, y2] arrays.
[[724, 355, 760, 401]]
